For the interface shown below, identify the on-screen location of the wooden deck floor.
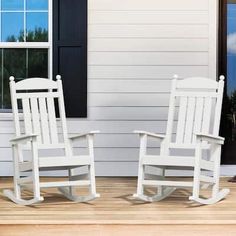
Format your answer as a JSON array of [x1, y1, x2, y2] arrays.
[[0, 177, 236, 235]]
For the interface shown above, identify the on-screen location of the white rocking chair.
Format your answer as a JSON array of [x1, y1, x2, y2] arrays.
[[4, 75, 100, 205], [133, 75, 230, 205]]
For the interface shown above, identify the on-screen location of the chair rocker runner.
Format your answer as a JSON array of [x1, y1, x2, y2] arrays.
[[133, 75, 230, 204], [4, 75, 100, 205]]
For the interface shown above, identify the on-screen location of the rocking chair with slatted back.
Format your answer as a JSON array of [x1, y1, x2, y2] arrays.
[[133, 75, 230, 204], [4, 75, 100, 205]]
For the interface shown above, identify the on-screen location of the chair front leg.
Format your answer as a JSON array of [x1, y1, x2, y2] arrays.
[[88, 134, 98, 196], [157, 140, 168, 196], [13, 144, 21, 199], [136, 134, 147, 196]]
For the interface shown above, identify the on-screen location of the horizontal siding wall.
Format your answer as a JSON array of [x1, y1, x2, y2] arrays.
[[0, 0, 218, 176]]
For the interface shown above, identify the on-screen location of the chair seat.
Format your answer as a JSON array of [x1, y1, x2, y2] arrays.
[[39, 155, 91, 168], [142, 155, 214, 171], [19, 155, 91, 171]]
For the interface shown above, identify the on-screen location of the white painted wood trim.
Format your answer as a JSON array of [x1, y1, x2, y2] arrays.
[[208, 0, 218, 79]]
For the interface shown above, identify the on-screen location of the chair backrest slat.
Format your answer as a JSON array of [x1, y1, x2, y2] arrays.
[[30, 97, 42, 143], [38, 97, 50, 144], [192, 97, 204, 142], [47, 96, 58, 143], [201, 97, 212, 134], [184, 97, 196, 144], [175, 96, 187, 144], [22, 98, 32, 135]]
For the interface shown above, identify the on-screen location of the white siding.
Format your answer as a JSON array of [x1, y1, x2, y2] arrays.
[[0, 0, 218, 176]]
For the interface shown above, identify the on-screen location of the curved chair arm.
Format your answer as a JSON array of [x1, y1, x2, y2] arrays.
[[195, 133, 225, 145], [10, 134, 38, 144], [69, 131, 100, 141], [134, 130, 166, 140]]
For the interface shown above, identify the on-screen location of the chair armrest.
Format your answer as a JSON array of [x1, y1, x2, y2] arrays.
[[69, 131, 100, 140], [10, 134, 38, 144], [195, 133, 225, 145], [134, 130, 165, 139]]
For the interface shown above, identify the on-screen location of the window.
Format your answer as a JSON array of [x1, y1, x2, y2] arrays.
[[0, 0, 87, 117], [0, 0, 52, 110]]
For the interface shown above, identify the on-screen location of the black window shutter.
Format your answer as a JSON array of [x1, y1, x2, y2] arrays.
[[53, 0, 87, 117]]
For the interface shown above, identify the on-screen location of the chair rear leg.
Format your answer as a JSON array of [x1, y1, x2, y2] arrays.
[[59, 135, 99, 202], [68, 168, 76, 195], [211, 145, 229, 202], [59, 164, 99, 202], [157, 167, 166, 196], [136, 164, 145, 196]]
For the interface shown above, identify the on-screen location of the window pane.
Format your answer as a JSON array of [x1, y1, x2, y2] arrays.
[[2, 0, 24, 11], [28, 49, 48, 78], [26, 0, 48, 10], [227, 4, 236, 96], [2, 13, 24, 42], [26, 13, 48, 42], [3, 49, 26, 109]]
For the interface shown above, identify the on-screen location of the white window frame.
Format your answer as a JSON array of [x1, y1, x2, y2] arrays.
[[0, 0, 52, 117]]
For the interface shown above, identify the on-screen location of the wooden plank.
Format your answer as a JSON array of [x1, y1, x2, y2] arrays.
[[88, 52, 208, 66], [88, 107, 169, 120], [89, 79, 172, 93], [0, 225, 236, 236], [89, 25, 209, 38], [89, 0, 209, 11], [89, 11, 208, 24], [89, 39, 208, 52], [89, 93, 169, 106], [88, 66, 209, 79]]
